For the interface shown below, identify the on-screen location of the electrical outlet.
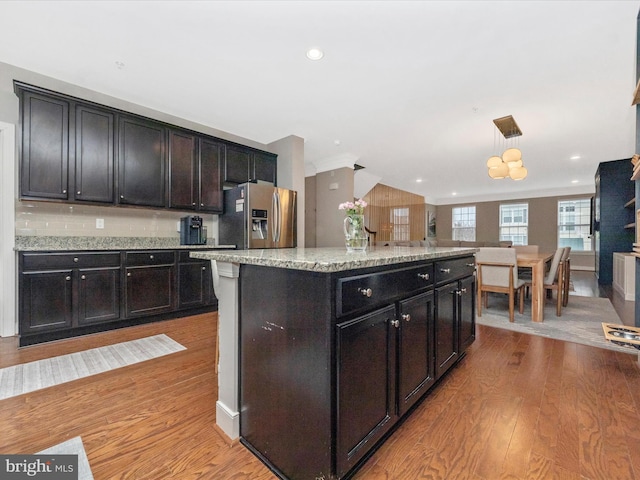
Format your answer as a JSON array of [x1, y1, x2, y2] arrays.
[[96, 218, 104, 229], [176, 221, 181, 232]]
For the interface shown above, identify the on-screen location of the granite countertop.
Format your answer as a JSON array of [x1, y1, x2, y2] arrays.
[[14, 236, 236, 252], [190, 246, 478, 273]]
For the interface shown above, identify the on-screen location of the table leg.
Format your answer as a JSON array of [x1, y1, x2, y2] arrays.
[[531, 259, 545, 322]]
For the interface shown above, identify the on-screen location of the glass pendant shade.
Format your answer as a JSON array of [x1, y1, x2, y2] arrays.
[[488, 162, 509, 179], [486, 156, 503, 169], [509, 166, 528, 180], [502, 148, 522, 164]]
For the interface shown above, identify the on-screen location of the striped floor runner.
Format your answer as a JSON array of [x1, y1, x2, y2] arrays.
[[0, 334, 186, 401]]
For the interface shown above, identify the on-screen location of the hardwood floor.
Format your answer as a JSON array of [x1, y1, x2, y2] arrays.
[[1, 287, 639, 479]]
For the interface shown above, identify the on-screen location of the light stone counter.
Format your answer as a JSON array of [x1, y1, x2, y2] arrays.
[[14, 235, 235, 251], [191, 245, 478, 273]]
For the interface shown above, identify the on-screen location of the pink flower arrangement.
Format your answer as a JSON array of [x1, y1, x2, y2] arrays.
[[338, 199, 367, 216]]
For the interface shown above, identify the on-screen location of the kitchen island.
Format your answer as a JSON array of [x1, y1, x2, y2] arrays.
[[191, 246, 477, 480]]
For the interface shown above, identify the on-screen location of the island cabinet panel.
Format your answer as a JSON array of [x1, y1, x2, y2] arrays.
[[336, 305, 397, 478], [238, 254, 475, 480], [117, 116, 167, 207], [397, 291, 435, 416], [239, 265, 334, 480], [20, 91, 69, 200]]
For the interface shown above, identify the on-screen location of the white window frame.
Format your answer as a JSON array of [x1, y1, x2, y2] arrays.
[[558, 198, 592, 251], [499, 203, 528, 245], [452, 205, 476, 241]]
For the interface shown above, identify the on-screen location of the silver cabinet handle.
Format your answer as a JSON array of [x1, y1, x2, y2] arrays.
[[127, 272, 132, 277], [65, 276, 71, 281], [77, 191, 81, 195], [456, 288, 468, 296], [440, 268, 451, 273], [120, 195, 124, 199], [73, 257, 79, 263], [390, 319, 400, 328], [62, 189, 67, 194], [417, 273, 430, 280], [81, 275, 86, 280], [202, 266, 206, 271], [402, 314, 411, 322], [358, 288, 373, 297], [466, 263, 475, 267], [149, 255, 154, 259]]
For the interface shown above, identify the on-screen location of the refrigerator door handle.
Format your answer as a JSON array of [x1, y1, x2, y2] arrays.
[[272, 191, 281, 243]]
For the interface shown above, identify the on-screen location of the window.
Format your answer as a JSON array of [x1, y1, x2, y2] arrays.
[[452, 206, 476, 241], [391, 207, 410, 241], [500, 203, 528, 245], [558, 198, 592, 251]]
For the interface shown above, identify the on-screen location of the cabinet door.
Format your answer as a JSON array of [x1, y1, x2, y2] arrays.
[[178, 261, 211, 308], [251, 151, 277, 184], [78, 267, 121, 325], [459, 275, 476, 351], [199, 138, 223, 212], [20, 270, 73, 333], [224, 144, 250, 184], [169, 129, 198, 210], [125, 265, 175, 316], [336, 305, 397, 478], [434, 281, 459, 379], [20, 91, 69, 199], [397, 291, 435, 416], [118, 116, 167, 207], [74, 105, 114, 203]]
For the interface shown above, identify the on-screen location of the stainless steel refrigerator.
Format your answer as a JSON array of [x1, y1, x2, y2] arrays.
[[219, 183, 297, 249]]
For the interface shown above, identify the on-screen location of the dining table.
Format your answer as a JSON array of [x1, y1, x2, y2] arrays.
[[516, 252, 554, 322]]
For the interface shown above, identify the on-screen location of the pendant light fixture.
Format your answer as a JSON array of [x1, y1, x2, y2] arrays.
[[486, 115, 528, 181]]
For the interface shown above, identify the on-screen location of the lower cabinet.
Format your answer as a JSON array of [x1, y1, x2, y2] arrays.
[[19, 249, 216, 346], [239, 254, 475, 480], [336, 305, 397, 477]]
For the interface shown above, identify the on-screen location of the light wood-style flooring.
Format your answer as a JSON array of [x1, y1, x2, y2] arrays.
[[1, 272, 639, 479]]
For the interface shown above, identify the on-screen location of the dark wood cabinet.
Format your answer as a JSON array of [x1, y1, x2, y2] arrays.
[[16, 82, 275, 212], [19, 252, 121, 336], [397, 291, 435, 416], [118, 116, 167, 207], [224, 144, 277, 185], [124, 251, 175, 316], [77, 266, 121, 325], [20, 91, 69, 200], [19, 249, 216, 346], [74, 105, 114, 203], [20, 269, 74, 334], [178, 252, 212, 308], [239, 255, 474, 480], [336, 305, 397, 477], [169, 131, 223, 213]]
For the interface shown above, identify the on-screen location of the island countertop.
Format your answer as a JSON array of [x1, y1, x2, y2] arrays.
[[190, 246, 478, 273]]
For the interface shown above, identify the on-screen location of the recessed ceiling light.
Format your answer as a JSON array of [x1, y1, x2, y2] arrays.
[[570, 155, 581, 160], [416, 178, 423, 183], [571, 179, 579, 184], [452, 192, 457, 196], [306, 48, 324, 60]]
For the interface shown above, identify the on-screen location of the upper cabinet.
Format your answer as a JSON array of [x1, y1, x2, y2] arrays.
[[15, 81, 275, 213], [20, 90, 70, 200], [224, 144, 277, 185], [169, 130, 223, 213], [118, 116, 167, 208]]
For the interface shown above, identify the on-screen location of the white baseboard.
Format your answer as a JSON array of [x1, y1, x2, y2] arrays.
[[216, 400, 240, 440]]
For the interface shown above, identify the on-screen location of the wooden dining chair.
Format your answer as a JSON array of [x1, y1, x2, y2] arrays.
[[561, 246, 571, 307], [476, 247, 525, 323], [525, 247, 564, 317]]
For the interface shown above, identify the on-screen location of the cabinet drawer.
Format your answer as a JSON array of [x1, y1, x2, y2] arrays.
[[125, 250, 176, 266], [22, 252, 120, 270], [434, 256, 475, 286], [337, 264, 433, 318]]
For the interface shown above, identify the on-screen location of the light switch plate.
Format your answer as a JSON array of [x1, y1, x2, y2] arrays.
[[96, 218, 104, 229]]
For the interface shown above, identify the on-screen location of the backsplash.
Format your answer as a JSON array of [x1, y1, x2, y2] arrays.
[[15, 201, 218, 242]]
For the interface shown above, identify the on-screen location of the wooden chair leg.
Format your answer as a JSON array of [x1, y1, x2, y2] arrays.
[[477, 290, 483, 317], [508, 290, 515, 323], [518, 288, 524, 314], [556, 286, 562, 317]]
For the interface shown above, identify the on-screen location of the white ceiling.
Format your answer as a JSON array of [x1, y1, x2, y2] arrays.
[[1, 1, 638, 204]]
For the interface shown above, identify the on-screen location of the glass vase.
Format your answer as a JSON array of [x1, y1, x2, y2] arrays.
[[343, 214, 367, 253]]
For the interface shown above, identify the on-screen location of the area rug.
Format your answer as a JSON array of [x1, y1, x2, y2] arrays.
[[475, 295, 638, 354], [0, 334, 186, 401], [37, 436, 93, 480]]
